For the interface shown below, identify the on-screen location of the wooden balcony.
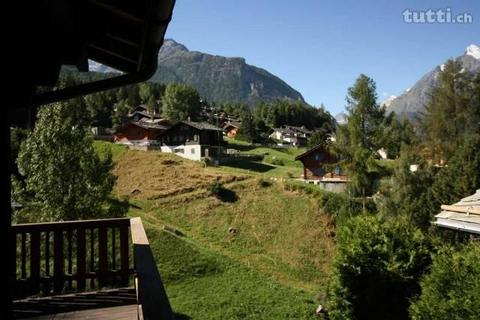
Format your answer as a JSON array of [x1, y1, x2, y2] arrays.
[[12, 217, 173, 320]]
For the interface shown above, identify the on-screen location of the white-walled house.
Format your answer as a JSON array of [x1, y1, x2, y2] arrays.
[[158, 121, 224, 161], [269, 125, 313, 147]]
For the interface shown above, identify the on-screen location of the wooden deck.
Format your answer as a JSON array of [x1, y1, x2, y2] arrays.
[[23, 304, 137, 320], [12, 218, 174, 320], [13, 288, 137, 319]]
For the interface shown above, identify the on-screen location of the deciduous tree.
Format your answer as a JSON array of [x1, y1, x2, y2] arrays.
[[162, 83, 201, 121], [15, 101, 119, 222]]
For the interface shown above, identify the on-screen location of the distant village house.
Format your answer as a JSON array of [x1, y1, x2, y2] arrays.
[[158, 121, 224, 161], [113, 105, 170, 148], [295, 144, 349, 193], [223, 121, 240, 138], [113, 120, 170, 148], [270, 125, 313, 147]]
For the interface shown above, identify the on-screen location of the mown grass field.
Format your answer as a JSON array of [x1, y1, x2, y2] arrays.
[[96, 141, 335, 319], [219, 138, 306, 179]]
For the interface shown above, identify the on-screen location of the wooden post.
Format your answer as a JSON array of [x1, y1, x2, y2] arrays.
[[2, 100, 13, 319], [130, 217, 174, 320]]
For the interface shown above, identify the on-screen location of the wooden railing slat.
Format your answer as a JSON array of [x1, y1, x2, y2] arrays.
[[120, 225, 129, 286], [44, 231, 51, 295], [76, 227, 86, 291], [98, 227, 108, 287], [21, 233, 26, 279], [90, 228, 95, 289], [112, 228, 116, 271], [53, 230, 64, 294], [67, 229, 73, 290], [30, 231, 41, 294]]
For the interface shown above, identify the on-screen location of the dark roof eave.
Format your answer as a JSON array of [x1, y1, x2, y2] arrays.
[[295, 144, 328, 161]]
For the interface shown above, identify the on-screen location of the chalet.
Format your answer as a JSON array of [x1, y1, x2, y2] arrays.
[[270, 125, 313, 147], [295, 144, 349, 192], [114, 119, 170, 148], [433, 189, 480, 235], [223, 121, 241, 138], [158, 121, 224, 161]]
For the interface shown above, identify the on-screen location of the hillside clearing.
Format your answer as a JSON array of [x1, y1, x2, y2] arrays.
[[113, 150, 247, 200], [97, 141, 336, 318]]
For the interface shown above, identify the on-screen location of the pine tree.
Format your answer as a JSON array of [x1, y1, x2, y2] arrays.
[[336, 74, 385, 204], [421, 60, 471, 162]]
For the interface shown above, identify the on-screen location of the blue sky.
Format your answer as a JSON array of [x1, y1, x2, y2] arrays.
[[165, 0, 479, 115]]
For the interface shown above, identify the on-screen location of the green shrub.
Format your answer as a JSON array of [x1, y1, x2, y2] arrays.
[[409, 243, 480, 320], [326, 215, 431, 320], [283, 180, 377, 225]]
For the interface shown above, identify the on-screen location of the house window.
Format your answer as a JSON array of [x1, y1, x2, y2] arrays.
[[194, 134, 199, 142], [174, 148, 184, 154], [191, 148, 195, 154]]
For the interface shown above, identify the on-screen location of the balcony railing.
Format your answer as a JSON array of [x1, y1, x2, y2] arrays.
[[13, 217, 173, 319]]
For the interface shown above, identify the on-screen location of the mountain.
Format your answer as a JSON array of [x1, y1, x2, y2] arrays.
[[386, 44, 480, 120], [380, 95, 397, 108], [335, 112, 347, 125], [147, 39, 305, 105]]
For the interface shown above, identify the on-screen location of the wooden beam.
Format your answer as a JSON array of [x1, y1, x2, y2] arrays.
[[441, 205, 480, 215], [130, 217, 173, 320]]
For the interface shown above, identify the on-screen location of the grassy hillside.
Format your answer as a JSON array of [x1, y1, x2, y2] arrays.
[[96, 141, 335, 319], [139, 215, 318, 319], [219, 138, 306, 179]]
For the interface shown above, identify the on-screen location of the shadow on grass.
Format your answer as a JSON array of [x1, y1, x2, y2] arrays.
[[175, 312, 192, 320], [223, 160, 276, 173], [226, 143, 256, 152], [216, 188, 238, 203]]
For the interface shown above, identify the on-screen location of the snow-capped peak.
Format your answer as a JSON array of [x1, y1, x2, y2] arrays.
[[466, 44, 480, 60], [381, 95, 397, 108]]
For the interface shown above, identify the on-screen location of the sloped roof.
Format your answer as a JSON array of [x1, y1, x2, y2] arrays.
[[223, 121, 241, 130], [129, 110, 163, 119], [433, 189, 480, 234], [182, 121, 223, 131], [286, 125, 313, 135], [115, 120, 169, 132], [159, 121, 223, 136], [295, 144, 329, 161]]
